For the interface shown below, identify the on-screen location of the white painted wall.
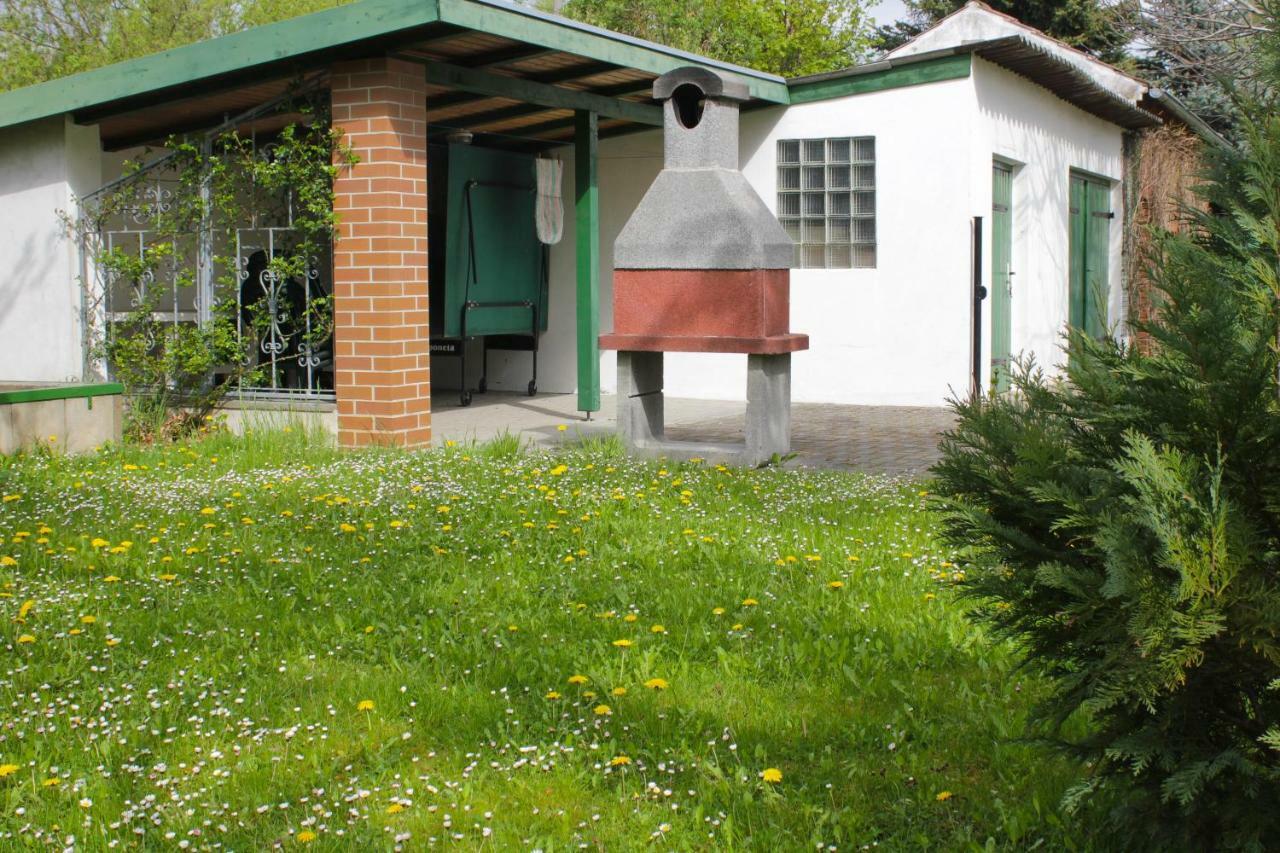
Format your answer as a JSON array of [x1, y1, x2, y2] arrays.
[[0, 117, 102, 384], [970, 57, 1125, 380]]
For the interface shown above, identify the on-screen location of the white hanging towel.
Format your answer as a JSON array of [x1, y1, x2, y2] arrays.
[[535, 156, 564, 245]]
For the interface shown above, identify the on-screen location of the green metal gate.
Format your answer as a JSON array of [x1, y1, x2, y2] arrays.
[[1069, 172, 1112, 339], [990, 161, 1014, 393]]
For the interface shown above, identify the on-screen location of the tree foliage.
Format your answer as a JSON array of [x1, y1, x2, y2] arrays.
[[0, 0, 344, 92], [931, 116, 1280, 849], [556, 0, 875, 76], [874, 0, 1131, 61]]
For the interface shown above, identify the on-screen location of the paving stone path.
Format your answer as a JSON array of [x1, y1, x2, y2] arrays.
[[432, 392, 954, 478]]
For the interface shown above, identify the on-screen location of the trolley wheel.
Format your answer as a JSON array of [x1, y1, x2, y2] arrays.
[[460, 390, 473, 407], [527, 380, 537, 397], [478, 377, 487, 394]]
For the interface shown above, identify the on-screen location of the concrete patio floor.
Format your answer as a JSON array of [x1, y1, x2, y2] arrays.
[[430, 392, 954, 478]]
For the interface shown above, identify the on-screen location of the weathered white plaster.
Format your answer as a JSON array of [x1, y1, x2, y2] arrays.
[[0, 117, 102, 383]]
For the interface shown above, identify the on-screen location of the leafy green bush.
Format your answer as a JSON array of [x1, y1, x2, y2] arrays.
[[932, 118, 1280, 850]]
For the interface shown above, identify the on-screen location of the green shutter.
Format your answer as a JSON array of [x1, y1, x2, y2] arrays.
[[1068, 171, 1111, 340]]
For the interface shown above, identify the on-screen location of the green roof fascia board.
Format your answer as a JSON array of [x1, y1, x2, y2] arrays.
[[0, 383, 124, 405], [0, 0, 442, 132], [788, 53, 972, 105], [438, 0, 790, 104], [423, 61, 661, 125]]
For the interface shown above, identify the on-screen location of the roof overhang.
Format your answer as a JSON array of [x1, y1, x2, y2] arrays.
[[790, 36, 1161, 132], [0, 0, 787, 151]]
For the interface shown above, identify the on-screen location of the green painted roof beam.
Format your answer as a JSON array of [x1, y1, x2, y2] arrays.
[[788, 53, 972, 105], [437, 0, 789, 104], [424, 61, 661, 126], [0, 0, 443, 131]]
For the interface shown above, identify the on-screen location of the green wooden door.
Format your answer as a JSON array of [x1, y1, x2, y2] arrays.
[[1069, 172, 1112, 339], [991, 162, 1014, 393]]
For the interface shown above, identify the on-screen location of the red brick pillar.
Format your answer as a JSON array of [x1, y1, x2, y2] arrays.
[[330, 57, 431, 448]]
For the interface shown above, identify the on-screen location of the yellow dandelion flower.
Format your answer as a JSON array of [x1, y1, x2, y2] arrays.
[[742, 598, 759, 607], [16, 599, 34, 621], [339, 523, 357, 533], [105, 638, 120, 647], [103, 576, 120, 583], [357, 699, 375, 712], [650, 624, 665, 633], [568, 674, 588, 685], [296, 830, 317, 843], [828, 580, 845, 590], [68, 629, 82, 636], [0, 556, 16, 567], [556, 424, 568, 432], [386, 803, 404, 815], [936, 790, 953, 802], [611, 687, 627, 697], [761, 767, 782, 784], [42, 777, 60, 787], [545, 691, 562, 700], [364, 625, 375, 634], [644, 678, 669, 691], [623, 613, 637, 623], [157, 574, 177, 582], [609, 755, 632, 766], [0, 764, 18, 777], [612, 638, 633, 648], [593, 704, 612, 716], [712, 607, 725, 616], [90, 538, 109, 549], [199, 507, 216, 515], [16, 634, 34, 644]]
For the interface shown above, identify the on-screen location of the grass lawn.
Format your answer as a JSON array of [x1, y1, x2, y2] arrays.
[[0, 427, 1083, 850]]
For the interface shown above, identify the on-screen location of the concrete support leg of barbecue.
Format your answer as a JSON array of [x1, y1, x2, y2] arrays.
[[745, 353, 791, 465], [617, 350, 664, 447]]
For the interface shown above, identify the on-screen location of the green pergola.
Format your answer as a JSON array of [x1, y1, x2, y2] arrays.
[[0, 0, 789, 415]]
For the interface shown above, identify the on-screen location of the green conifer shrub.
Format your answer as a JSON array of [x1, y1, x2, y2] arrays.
[[932, 118, 1280, 850]]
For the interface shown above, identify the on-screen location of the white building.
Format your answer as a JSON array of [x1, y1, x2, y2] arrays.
[[0, 0, 1204, 444]]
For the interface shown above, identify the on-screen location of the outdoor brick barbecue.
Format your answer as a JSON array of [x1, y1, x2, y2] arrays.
[[601, 66, 808, 464]]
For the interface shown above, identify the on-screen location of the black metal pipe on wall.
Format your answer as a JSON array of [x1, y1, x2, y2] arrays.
[[971, 216, 986, 398]]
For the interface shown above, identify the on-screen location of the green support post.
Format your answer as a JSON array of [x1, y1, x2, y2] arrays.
[[575, 109, 601, 415]]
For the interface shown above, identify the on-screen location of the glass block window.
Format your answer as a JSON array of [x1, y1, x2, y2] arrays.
[[777, 136, 876, 269]]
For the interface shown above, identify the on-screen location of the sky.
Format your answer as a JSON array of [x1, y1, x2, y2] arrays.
[[868, 0, 909, 26]]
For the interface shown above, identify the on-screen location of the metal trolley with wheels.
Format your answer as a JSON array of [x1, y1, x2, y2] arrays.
[[445, 298, 539, 407]]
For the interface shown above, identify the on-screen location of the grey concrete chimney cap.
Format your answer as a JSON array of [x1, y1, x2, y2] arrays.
[[653, 67, 750, 103]]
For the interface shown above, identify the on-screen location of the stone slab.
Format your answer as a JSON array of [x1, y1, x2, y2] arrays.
[[600, 332, 809, 354]]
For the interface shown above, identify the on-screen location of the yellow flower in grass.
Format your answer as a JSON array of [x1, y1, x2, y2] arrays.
[[385, 803, 404, 815], [0, 557, 16, 567], [742, 598, 759, 607], [611, 687, 627, 697], [609, 755, 632, 766], [357, 699, 375, 712], [103, 576, 120, 583], [199, 507, 216, 516], [545, 691, 562, 700], [712, 607, 726, 616], [828, 580, 845, 590], [568, 674, 588, 685], [296, 830, 317, 843], [16, 635, 34, 645], [90, 538, 109, 549], [105, 638, 120, 647], [936, 790, 953, 802], [0, 764, 18, 777], [612, 638, 633, 648], [650, 624, 666, 634], [16, 599, 34, 621], [339, 523, 357, 534], [644, 678, 669, 691], [157, 574, 177, 582], [761, 768, 782, 784], [593, 704, 612, 716], [42, 777, 60, 787]]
